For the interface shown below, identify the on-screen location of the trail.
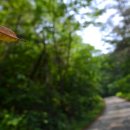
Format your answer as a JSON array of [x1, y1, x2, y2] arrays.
[[86, 96, 130, 130]]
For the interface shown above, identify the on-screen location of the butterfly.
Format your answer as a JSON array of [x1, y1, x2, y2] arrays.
[[0, 26, 19, 42]]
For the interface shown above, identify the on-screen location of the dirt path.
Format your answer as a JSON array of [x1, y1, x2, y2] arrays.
[[86, 96, 130, 130]]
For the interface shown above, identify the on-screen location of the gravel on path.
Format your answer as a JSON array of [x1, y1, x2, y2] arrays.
[[86, 96, 130, 130]]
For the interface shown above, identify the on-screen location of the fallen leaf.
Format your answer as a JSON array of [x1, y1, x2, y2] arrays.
[[0, 26, 19, 42]]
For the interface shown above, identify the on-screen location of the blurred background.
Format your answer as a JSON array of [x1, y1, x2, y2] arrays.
[[0, 0, 130, 130]]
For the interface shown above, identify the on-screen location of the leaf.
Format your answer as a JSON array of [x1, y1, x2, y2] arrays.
[[0, 26, 19, 42]]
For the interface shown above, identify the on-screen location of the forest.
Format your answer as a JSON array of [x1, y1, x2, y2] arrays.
[[0, 0, 130, 130]]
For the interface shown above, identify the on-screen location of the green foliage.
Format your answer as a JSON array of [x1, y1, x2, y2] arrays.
[[112, 75, 130, 94], [70, 96, 105, 130], [116, 92, 130, 101], [0, 0, 104, 130], [97, 0, 130, 97]]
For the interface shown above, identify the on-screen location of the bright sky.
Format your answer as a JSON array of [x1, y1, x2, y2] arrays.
[[77, 0, 118, 54], [77, 25, 114, 54], [64, 0, 121, 54]]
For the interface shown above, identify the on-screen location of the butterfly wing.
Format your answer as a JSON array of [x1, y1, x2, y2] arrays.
[[0, 26, 19, 42]]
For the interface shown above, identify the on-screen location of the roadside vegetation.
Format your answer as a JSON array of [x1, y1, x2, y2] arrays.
[[0, 0, 105, 130], [1, 0, 130, 129]]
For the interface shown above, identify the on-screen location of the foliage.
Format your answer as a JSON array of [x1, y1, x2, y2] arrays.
[[116, 92, 130, 101], [97, 0, 130, 97], [0, 0, 104, 130], [70, 96, 105, 130]]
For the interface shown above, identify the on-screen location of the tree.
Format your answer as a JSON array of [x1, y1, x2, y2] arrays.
[[0, 0, 104, 130], [96, 0, 130, 96]]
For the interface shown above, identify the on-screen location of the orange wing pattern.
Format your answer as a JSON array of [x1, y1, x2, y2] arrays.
[[0, 26, 19, 42]]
